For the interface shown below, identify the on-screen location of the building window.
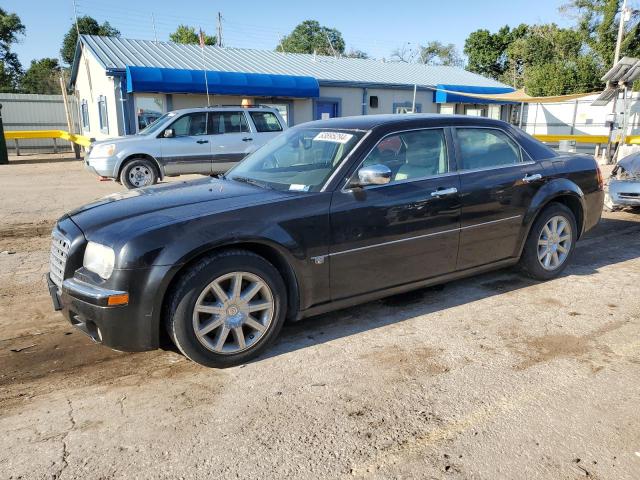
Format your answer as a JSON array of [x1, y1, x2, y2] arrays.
[[98, 96, 109, 134], [81, 100, 90, 130], [135, 95, 165, 131], [438, 103, 455, 115], [393, 102, 421, 114]]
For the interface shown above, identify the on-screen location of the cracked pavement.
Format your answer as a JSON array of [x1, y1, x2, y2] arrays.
[[1, 157, 639, 479]]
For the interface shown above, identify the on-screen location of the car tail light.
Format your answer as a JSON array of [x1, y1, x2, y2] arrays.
[[596, 164, 604, 190]]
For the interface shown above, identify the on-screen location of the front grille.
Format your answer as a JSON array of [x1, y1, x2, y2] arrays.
[[50, 230, 71, 289]]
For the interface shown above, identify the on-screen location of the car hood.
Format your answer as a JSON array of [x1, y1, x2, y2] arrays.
[[617, 152, 640, 178], [68, 177, 291, 237], [91, 135, 150, 149]]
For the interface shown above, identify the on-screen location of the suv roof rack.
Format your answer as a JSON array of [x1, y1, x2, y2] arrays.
[[205, 104, 274, 108]]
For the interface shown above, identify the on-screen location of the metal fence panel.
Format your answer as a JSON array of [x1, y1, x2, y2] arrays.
[[0, 93, 80, 154]]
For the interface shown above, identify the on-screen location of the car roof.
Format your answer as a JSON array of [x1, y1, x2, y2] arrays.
[[298, 114, 511, 131], [168, 106, 279, 115]]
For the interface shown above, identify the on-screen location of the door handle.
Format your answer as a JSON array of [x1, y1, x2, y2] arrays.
[[522, 173, 543, 183], [242, 137, 253, 142], [196, 140, 209, 144], [430, 187, 458, 197]]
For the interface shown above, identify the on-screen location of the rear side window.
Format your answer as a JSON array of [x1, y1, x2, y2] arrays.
[[456, 128, 521, 170], [208, 112, 250, 134], [249, 111, 283, 132]]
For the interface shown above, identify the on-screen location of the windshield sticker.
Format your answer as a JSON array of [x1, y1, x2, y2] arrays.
[[314, 131, 354, 144], [289, 184, 310, 192]]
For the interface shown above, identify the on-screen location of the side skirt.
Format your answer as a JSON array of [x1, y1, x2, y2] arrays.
[[294, 257, 520, 321]]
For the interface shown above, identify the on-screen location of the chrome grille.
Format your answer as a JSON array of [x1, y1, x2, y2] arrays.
[[50, 230, 71, 289]]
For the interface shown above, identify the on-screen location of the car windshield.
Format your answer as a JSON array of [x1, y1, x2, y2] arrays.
[[226, 128, 366, 192], [137, 112, 175, 136]]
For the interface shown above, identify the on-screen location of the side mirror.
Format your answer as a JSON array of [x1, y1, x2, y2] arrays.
[[354, 164, 392, 187], [163, 128, 175, 138]]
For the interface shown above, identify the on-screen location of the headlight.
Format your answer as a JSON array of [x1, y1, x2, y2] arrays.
[[91, 143, 116, 157], [83, 242, 115, 279]]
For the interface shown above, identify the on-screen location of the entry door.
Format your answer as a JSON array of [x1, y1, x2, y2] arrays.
[[209, 111, 255, 173], [161, 112, 212, 175], [315, 101, 338, 120], [454, 127, 545, 270], [329, 128, 461, 300]]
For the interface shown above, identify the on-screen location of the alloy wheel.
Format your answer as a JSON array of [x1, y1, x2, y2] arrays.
[[537, 215, 572, 271], [192, 271, 274, 354]]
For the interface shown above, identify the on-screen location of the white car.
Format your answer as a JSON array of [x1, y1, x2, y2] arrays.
[[85, 106, 287, 189], [605, 152, 640, 211]]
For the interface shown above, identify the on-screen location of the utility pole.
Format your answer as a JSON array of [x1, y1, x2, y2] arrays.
[[217, 12, 223, 47], [151, 13, 158, 43], [608, 0, 631, 163]]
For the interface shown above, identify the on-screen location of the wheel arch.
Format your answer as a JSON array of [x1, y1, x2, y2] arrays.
[[156, 240, 301, 344], [117, 154, 164, 180], [517, 179, 586, 257]]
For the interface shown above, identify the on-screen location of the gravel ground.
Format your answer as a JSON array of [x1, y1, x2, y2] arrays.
[[0, 155, 639, 480]]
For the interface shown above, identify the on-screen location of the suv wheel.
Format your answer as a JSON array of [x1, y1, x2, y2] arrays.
[[520, 203, 577, 280], [166, 250, 287, 368], [120, 158, 158, 189]]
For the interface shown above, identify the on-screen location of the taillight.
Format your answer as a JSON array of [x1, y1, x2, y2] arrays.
[[596, 164, 604, 190]]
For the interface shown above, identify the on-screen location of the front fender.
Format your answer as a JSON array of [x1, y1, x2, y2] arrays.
[[114, 147, 165, 179], [517, 178, 586, 255]]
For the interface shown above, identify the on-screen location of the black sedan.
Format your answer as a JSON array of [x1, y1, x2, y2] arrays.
[[48, 115, 604, 367]]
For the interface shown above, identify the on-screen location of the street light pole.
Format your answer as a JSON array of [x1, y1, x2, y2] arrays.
[[608, 0, 630, 163], [614, 0, 629, 65]]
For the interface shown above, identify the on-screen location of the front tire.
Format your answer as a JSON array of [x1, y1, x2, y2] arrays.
[[520, 203, 577, 280], [120, 158, 159, 189], [165, 250, 287, 368]]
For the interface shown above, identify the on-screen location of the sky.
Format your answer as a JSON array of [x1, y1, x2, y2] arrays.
[[6, 0, 579, 67]]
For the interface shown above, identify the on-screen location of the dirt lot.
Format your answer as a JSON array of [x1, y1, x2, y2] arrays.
[[1, 154, 639, 480]]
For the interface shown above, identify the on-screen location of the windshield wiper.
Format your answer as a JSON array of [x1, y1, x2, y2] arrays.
[[230, 176, 273, 189]]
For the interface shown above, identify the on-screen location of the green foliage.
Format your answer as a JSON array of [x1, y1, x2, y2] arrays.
[[0, 7, 25, 92], [21, 58, 61, 94], [278, 20, 345, 56], [61, 16, 119, 65], [463, 25, 523, 79], [169, 25, 216, 46], [418, 41, 462, 66], [344, 49, 370, 59]]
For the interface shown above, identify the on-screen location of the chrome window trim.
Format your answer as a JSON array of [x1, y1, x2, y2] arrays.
[[453, 125, 534, 172], [328, 215, 522, 257], [458, 160, 536, 175], [340, 126, 453, 193]]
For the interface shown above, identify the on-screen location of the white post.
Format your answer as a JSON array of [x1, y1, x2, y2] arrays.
[[614, 0, 628, 65], [411, 84, 417, 113]]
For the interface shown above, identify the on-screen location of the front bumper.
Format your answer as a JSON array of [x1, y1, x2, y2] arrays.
[[85, 155, 119, 178], [47, 271, 159, 352], [608, 179, 640, 207]]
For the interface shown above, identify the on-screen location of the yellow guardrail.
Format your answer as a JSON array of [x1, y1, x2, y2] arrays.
[[4, 130, 92, 148], [533, 134, 640, 145]]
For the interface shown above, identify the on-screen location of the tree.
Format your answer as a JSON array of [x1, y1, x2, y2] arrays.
[[278, 20, 345, 56], [0, 8, 25, 92], [169, 25, 216, 46], [464, 25, 526, 79], [418, 41, 462, 66], [389, 44, 415, 63], [21, 58, 61, 94], [61, 16, 119, 65], [344, 49, 370, 59]]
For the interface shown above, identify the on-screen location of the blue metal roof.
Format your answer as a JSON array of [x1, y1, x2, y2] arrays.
[[72, 35, 512, 90], [126, 66, 319, 97], [434, 84, 516, 104]]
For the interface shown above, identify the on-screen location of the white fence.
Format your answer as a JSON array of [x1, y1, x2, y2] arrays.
[[0, 93, 80, 154]]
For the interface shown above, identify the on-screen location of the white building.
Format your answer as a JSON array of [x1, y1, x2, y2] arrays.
[[70, 35, 515, 140]]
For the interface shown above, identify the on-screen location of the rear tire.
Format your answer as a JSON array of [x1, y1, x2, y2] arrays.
[[120, 158, 159, 189], [165, 250, 287, 368], [520, 203, 577, 280]]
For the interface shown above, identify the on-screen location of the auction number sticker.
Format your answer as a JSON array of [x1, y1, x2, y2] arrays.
[[314, 131, 354, 144]]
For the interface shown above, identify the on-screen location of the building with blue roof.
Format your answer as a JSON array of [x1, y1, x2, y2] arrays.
[[70, 35, 515, 139]]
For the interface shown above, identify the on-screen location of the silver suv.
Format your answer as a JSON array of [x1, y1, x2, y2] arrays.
[[85, 106, 287, 189]]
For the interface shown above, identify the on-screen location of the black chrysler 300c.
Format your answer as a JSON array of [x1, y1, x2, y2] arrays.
[[48, 115, 604, 367]]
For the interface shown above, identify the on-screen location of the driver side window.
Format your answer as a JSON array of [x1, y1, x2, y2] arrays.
[[361, 129, 448, 184]]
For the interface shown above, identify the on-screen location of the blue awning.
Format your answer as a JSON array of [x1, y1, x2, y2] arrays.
[[126, 66, 320, 98], [434, 84, 516, 104]]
